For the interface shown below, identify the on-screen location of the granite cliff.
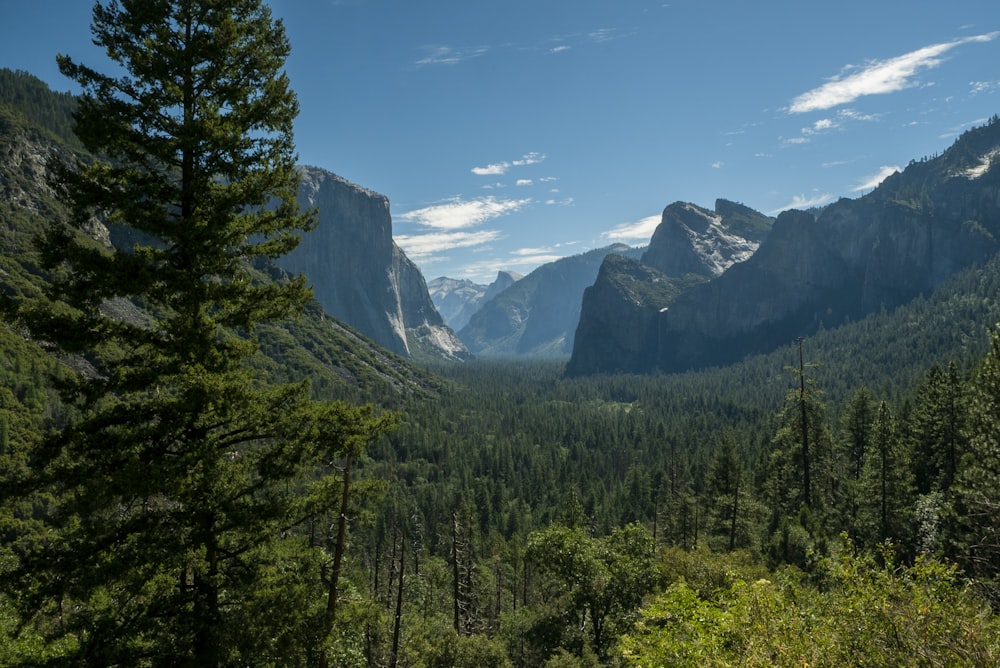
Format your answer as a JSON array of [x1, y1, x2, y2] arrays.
[[278, 166, 469, 361]]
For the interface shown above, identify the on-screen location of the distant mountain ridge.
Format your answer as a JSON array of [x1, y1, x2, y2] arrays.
[[568, 116, 1000, 375], [428, 271, 522, 332], [458, 244, 644, 357]]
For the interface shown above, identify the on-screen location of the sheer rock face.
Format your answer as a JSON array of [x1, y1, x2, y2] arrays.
[[279, 166, 468, 360], [566, 255, 670, 375], [570, 121, 1000, 375]]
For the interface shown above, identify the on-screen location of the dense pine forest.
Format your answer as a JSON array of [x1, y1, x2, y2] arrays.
[[5, 3, 1000, 667]]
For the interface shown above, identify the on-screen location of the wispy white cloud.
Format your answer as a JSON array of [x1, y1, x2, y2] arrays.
[[471, 152, 546, 176], [542, 27, 634, 55], [587, 28, 620, 43], [602, 213, 661, 243], [415, 44, 490, 66], [838, 108, 880, 122], [711, 161, 724, 169], [852, 165, 900, 192], [971, 80, 1000, 94], [516, 179, 533, 186], [789, 33, 999, 113], [769, 192, 834, 215], [938, 117, 993, 140], [395, 230, 502, 260], [397, 196, 531, 230], [804, 118, 838, 134]]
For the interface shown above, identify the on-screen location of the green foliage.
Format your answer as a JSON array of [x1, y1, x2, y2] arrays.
[[0, 68, 80, 148], [620, 542, 1000, 667], [523, 523, 657, 661], [406, 625, 512, 668], [953, 323, 1000, 603]]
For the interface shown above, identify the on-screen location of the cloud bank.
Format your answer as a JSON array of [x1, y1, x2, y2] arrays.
[[395, 195, 532, 261], [789, 33, 998, 113], [396, 196, 531, 230]]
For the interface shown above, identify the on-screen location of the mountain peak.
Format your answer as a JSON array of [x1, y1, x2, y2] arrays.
[[640, 201, 773, 278]]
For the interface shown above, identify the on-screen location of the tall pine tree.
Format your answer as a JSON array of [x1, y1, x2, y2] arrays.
[[1, 1, 393, 664], [953, 326, 1000, 605]]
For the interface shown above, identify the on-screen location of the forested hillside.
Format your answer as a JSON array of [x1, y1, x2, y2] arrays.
[[5, 5, 1000, 666]]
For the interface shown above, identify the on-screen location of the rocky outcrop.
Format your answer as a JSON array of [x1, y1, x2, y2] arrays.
[[641, 199, 771, 277], [428, 270, 522, 332], [278, 165, 468, 360], [458, 244, 643, 357], [393, 245, 471, 361], [0, 71, 443, 399]]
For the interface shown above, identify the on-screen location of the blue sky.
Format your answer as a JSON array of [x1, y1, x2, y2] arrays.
[[2, 1, 999, 283]]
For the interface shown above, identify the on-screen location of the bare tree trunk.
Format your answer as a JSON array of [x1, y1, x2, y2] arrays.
[[452, 513, 462, 633], [319, 457, 353, 668], [389, 538, 405, 668]]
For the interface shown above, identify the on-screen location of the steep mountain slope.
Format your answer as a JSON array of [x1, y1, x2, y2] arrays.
[[566, 254, 705, 374], [428, 270, 522, 331], [569, 117, 1000, 375], [278, 166, 468, 361], [458, 244, 644, 357], [0, 69, 440, 402], [568, 200, 774, 375]]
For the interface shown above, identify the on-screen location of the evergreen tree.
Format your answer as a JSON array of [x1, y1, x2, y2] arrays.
[[836, 387, 875, 540], [953, 326, 1000, 604], [761, 357, 833, 565], [704, 430, 747, 551], [0, 2, 392, 664], [857, 401, 913, 551], [909, 363, 967, 495]]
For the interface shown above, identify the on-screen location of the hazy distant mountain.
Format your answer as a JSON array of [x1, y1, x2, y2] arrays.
[[568, 117, 1000, 375], [428, 271, 522, 332], [458, 244, 644, 357]]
